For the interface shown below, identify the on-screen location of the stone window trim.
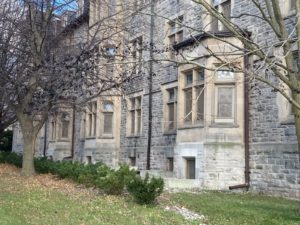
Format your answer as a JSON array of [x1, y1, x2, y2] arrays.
[[100, 100, 114, 138], [180, 68, 205, 128], [161, 81, 178, 134], [213, 70, 237, 124], [211, 0, 231, 32], [56, 112, 71, 141], [49, 117, 57, 141], [275, 47, 298, 124], [129, 36, 143, 76], [166, 15, 184, 59], [86, 101, 97, 138], [126, 92, 143, 137]]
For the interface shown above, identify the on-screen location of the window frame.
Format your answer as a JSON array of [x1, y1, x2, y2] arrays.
[[60, 112, 70, 139], [166, 87, 178, 131], [211, 0, 231, 32], [214, 70, 236, 124], [167, 15, 184, 59], [102, 101, 114, 136], [181, 68, 205, 126], [128, 96, 142, 136], [86, 101, 97, 138]]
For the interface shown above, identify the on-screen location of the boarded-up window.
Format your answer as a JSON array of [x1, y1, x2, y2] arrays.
[[217, 87, 233, 118]]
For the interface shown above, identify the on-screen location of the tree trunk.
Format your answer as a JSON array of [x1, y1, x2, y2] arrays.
[[21, 131, 36, 176]]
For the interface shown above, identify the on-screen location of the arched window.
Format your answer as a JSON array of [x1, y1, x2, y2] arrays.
[[103, 101, 114, 134]]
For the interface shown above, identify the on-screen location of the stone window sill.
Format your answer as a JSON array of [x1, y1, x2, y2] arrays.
[[98, 135, 114, 139], [85, 136, 96, 140], [126, 135, 142, 138], [178, 124, 204, 130], [163, 130, 177, 135], [280, 116, 295, 125], [56, 139, 70, 142], [209, 123, 239, 128]]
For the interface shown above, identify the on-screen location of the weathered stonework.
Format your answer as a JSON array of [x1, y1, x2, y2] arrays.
[[11, 0, 300, 198]]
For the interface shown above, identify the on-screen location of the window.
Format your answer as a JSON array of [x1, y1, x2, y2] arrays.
[[130, 37, 143, 75], [186, 158, 195, 179], [291, 0, 296, 10], [167, 16, 184, 59], [108, 0, 116, 16], [166, 88, 177, 131], [51, 120, 56, 140], [182, 68, 205, 125], [214, 70, 235, 123], [86, 156, 92, 164], [211, 0, 231, 32], [61, 113, 70, 138], [87, 102, 97, 137], [103, 46, 116, 78], [129, 96, 142, 135], [102, 101, 114, 135], [167, 157, 174, 172], [80, 113, 86, 139]]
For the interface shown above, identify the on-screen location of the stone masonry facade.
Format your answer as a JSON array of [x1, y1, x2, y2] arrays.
[[12, 0, 300, 199]]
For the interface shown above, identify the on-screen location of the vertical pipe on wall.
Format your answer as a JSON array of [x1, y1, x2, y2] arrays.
[[43, 120, 47, 157], [146, 0, 155, 170]]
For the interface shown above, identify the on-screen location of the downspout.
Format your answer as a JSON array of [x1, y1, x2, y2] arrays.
[[146, 0, 154, 170], [71, 105, 76, 159], [43, 119, 48, 157], [229, 53, 250, 190]]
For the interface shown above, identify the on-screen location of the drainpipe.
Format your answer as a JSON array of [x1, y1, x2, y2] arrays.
[[229, 53, 250, 190], [71, 105, 76, 159], [43, 119, 48, 157], [146, 0, 154, 170]]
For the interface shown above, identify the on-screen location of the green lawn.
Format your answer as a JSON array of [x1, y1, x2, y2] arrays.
[[0, 164, 299, 225], [168, 192, 300, 225]]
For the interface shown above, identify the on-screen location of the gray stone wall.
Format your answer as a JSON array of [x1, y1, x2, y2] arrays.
[[232, 0, 300, 198]]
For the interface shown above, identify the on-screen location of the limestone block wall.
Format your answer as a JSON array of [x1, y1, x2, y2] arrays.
[[232, 0, 300, 198]]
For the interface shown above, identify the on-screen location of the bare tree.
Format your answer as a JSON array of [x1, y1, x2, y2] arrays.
[[0, 0, 133, 175]]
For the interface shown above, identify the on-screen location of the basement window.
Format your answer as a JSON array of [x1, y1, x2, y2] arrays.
[[186, 158, 196, 179]]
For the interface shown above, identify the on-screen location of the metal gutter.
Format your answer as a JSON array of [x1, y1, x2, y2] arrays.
[[229, 53, 250, 190]]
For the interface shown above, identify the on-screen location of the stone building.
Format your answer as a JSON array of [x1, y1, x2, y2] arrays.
[[12, 0, 300, 198]]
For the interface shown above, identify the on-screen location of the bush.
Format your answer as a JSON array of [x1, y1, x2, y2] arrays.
[[96, 164, 136, 195], [0, 151, 9, 163], [0, 130, 13, 152], [127, 173, 164, 205], [34, 157, 53, 174], [4, 152, 22, 167]]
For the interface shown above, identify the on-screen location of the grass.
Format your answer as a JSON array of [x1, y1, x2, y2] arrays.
[[0, 164, 195, 225], [168, 191, 300, 225], [0, 164, 299, 225]]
